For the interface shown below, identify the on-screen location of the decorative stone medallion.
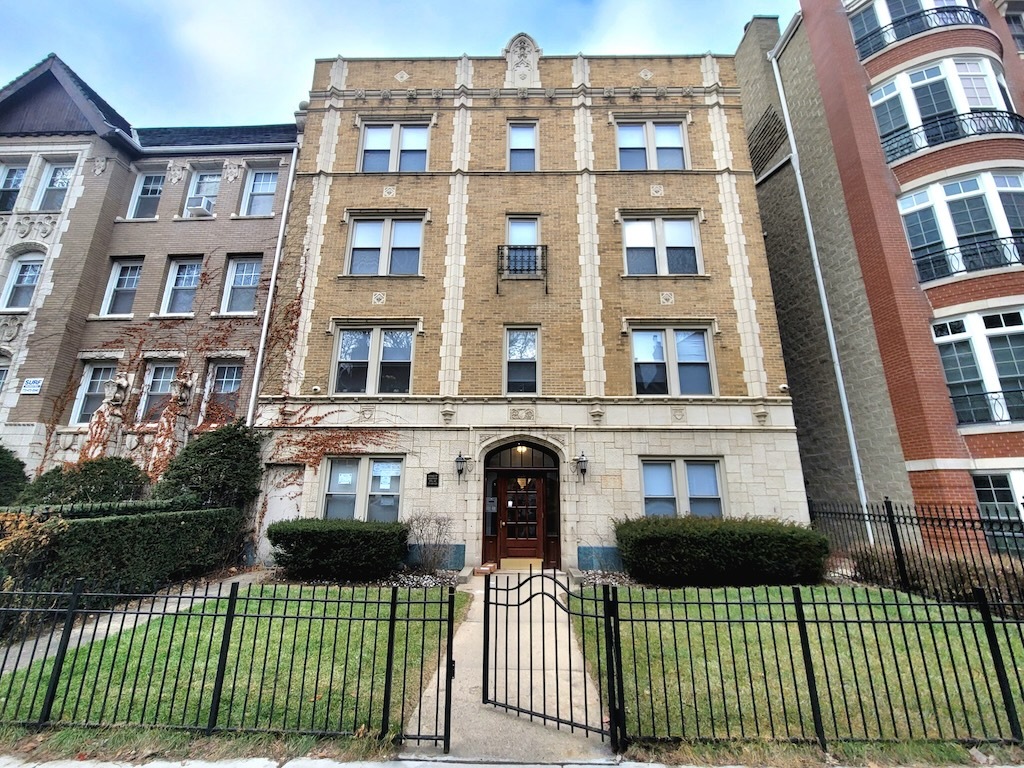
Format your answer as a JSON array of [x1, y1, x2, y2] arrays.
[[394, 70, 410, 83], [660, 292, 675, 306], [372, 292, 386, 305], [650, 184, 664, 197], [383, 186, 396, 198], [639, 68, 653, 81]]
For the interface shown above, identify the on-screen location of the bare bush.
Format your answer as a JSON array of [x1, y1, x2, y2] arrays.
[[407, 509, 454, 574]]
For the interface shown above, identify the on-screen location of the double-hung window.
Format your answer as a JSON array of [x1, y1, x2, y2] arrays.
[[222, 257, 261, 313], [325, 457, 403, 522], [0, 164, 26, 212], [141, 362, 178, 422], [506, 328, 538, 394], [242, 169, 278, 216], [129, 173, 164, 218], [335, 327, 413, 394], [361, 124, 427, 172], [74, 363, 116, 424], [642, 459, 723, 518], [162, 259, 202, 314], [973, 473, 1024, 556], [505, 217, 541, 275], [3, 254, 43, 310], [508, 123, 537, 171], [623, 218, 699, 275], [101, 260, 142, 316], [348, 219, 422, 275], [203, 361, 243, 422], [632, 328, 713, 396], [36, 163, 73, 210], [617, 122, 685, 170], [186, 171, 221, 216]]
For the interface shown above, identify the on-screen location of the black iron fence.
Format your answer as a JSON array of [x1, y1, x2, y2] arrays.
[[882, 110, 1024, 164], [913, 234, 1024, 284], [855, 7, 989, 59], [0, 580, 455, 749]]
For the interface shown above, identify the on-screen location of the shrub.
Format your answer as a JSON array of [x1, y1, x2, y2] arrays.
[[154, 422, 263, 508], [406, 509, 455, 573], [16, 458, 148, 505], [267, 519, 408, 582], [0, 498, 187, 519], [0, 446, 28, 506], [615, 516, 829, 588]]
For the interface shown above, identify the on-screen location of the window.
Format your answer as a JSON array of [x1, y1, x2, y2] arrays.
[[851, 0, 981, 57], [973, 473, 1024, 556], [617, 122, 685, 170], [0, 362, 8, 394], [1008, 13, 1024, 53], [3, 255, 42, 309], [74, 363, 116, 423], [642, 459, 723, 518], [347, 218, 422, 275], [623, 218, 699, 275], [186, 171, 221, 215], [335, 327, 413, 394], [509, 123, 537, 171], [101, 260, 142, 316], [506, 217, 541, 275], [36, 163, 73, 210], [129, 174, 164, 218], [203, 362, 243, 422], [632, 329, 712, 396], [162, 259, 202, 314], [934, 310, 1024, 425], [222, 257, 261, 313], [242, 169, 278, 216], [325, 457, 403, 522], [506, 328, 538, 394], [141, 362, 178, 421], [361, 124, 427, 172], [0, 165, 26, 212]]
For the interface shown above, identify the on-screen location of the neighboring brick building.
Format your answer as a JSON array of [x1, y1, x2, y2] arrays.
[[0, 55, 296, 476], [255, 35, 807, 570], [736, 2, 1024, 539]]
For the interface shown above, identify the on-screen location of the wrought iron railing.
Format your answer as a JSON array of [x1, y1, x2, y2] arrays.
[[950, 388, 1024, 426], [882, 110, 1024, 163], [496, 244, 548, 294], [855, 7, 990, 59], [912, 234, 1024, 283]]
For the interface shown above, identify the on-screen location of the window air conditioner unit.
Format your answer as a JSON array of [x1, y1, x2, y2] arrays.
[[186, 196, 214, 217]]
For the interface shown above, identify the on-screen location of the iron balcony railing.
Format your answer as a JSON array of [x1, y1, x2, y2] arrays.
[[496, 244, 548, 294], [912, 234, 1024, 283], [855, 7, 990, 59], [881, 110, 1024, 163], [950, 388, 1024, 426]]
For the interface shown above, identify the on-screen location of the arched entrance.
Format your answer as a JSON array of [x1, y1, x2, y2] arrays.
[[481, 441, 560, 569]]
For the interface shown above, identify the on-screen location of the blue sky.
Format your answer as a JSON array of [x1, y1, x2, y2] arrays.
[[2, 1, 801, 128]]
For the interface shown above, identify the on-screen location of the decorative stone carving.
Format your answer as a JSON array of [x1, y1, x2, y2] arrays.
[[603, 87, 615, 99], [166, 160, 187, 183], [0, 317, 22, 343], [92, 157, 107, 175], [406, 88, 417, 100], [630, 86, 642, 100], [372, 292, 386, 305], [440, 400, 456, 425], [660, 292, 675, 305], [383, 186, 396, 198], [394, 70, 410, 82], [491, 88, 501, 99], [58, 432, 78, 451], [431, 88, 443, 100], [359, 405, 375, 421], [655, 87, 667, 99], [223, 160, 243, 183], [517, 88, 528, 99], [650, 184, 664, 197], [170, 374, 193, 406], [509, 407, 535, 421], [11, 214, 57, 240], [545, 88, 555, 100], [753, 405, 770, 425], [639, 68, 653, 81], [504, 33, 542, 88], [354, 88, 366, 100], [103, 373, 129, 406], [671, 406, 687, 423], [681, 86, 694, 97], [380, 89, 392, 101], [589, 402, 605, 426]]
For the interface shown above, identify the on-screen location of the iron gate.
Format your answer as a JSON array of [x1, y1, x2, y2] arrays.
[[482, 571, 626, 750]]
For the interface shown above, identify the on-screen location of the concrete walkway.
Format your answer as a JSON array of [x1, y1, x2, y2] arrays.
[[404, 573, 611, 762]]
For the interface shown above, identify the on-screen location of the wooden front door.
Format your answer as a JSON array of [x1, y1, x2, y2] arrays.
[[498, 474, 545, 560]]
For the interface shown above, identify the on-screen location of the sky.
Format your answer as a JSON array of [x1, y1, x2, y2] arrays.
[[0, 1, 801, 129]]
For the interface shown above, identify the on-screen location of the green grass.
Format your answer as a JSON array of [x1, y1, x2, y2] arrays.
[[572, 584, 1024, 744], [0, 584, 468, 741]]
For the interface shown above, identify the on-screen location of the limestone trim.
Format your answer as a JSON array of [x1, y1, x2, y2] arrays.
[[329, 58, 348, 92], [906, 457, 1024, 471], [932, 294, 1024, 319], [504, 34, 542, 89], [576, 166, 605, 396]]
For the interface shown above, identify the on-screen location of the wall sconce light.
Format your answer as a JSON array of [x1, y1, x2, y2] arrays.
[[571, 451, 588, 483], [455, 452, 467, 482]]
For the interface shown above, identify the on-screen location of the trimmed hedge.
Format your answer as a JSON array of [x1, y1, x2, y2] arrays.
[[0, 498, 187, 520], [267, 519, 408, 582], [16, 458, 149, 506], [154, 423, 263, 508], [615, 516, 829, 587]]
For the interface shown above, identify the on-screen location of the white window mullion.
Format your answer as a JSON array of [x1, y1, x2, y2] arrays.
[[897, 73, 924, 129], [932, 183, 961, 253], [982, 173, 1014, 241], [940, 59, 972, 115], [969, 314, 1003, 396]]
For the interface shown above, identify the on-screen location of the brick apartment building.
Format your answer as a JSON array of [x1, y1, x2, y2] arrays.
[[0, 55, 296, 475], [736, 1, 1024, 542], [254, 35, 808, 570]]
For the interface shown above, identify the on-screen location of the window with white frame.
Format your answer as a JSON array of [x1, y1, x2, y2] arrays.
[[325, 456, 403, 522], [933, 309, 1024, 425], [361, 124, 427, 172], [641, 459, 723, 518], [0, 361, 8, 394], [221, 257, 261, 313], [505, 217, 541, 275], [73, 363, 116, 424], [141, 362, 178, 421], [36, 163, 73, 210], [617, 122, 686, 170], [851, 0, 981, 58], [3, 254, 43, 310], [899, 171, 1024, 281], [508, 123, 537, 171], [869, 57, 1009, 161], [129, 173, 164, 218], [186, 170, 221, 216], [101, 260, 142, 316], [203, 361, 243, 422], [0, 164, 26, 212], [242, 169, 278, 216], [161, 259, 202, 314], [335, 327, 413, 394], [506, 328, 538, 394], [1008, 13, 1024, 53], [632, 328, 713, 396], [623, 218, 699, 275], [347, 218, 422, 275], [972, 473, 1024, 556]]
